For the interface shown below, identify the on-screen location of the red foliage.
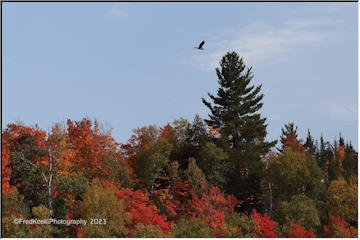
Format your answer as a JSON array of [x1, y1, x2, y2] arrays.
[[152, 187, 178, 219], [168, 181, 194, 219], [251, 209, 277, 238], [1, 142, 12, 195], [190, 185, 237, 230], [66, 118, 118, 180], [2, 123, 47, 154], [2, 123, 48, 179], [288, 221, 315, 238], [323, 215, 355, 238], [76, 227, 84, 237], [115, 188, 172, 234], [168, 182, 237, 235]]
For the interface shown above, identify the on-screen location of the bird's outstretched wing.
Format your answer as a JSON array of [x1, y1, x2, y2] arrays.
[[199, 40, 205, 49]]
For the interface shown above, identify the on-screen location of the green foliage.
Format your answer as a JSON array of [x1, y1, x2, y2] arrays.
[[277, 194, 321, 231], [2, 190, 31, 237], [225, 212, 257, 237], [343, 143, 358, 181], [53, 172, 89, 230], [173, 115, 209, 170], [327, 177, 357, 223], [185, 158, 206, 194], [103, 151, 133, 188], [171, 219, 213, 237], [78, 179, 129, 237], [130, 223, 164, 237], [134, 139, 172, 190], [2, 191, 56, 238], [1, 50, 358, 238], [55, 172, 88, 197], [202, 51, 276, 211], [9, 144, 47, 209], [172, 118, 190, 144], [269, 148, 312, 202], [304, 129, 316, 156], [30, 205, 54, 237], [167, 160, 180, 183], [187, 114, 208, 148], [198, 142, 229, 188]]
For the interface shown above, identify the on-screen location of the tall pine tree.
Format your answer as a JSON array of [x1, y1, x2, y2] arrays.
[[304, 129, 316, 156], [202, 51, 276, 213]]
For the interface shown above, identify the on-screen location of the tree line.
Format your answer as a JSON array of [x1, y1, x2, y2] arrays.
[[2, 51, 357, 237]]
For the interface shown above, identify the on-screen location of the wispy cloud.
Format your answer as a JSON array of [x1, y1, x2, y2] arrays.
[[187, 18, 343, 72], [108, 6, 129, 20], [320, 98, 357, 120]]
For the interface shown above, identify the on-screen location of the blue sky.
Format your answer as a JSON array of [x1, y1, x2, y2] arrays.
[[2, 3, 358, 148]]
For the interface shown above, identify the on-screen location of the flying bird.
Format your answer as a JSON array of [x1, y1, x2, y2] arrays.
[[194, 40, 205, 50]]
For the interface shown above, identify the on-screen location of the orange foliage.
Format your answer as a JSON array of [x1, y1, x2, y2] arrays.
[[160, 123, 175, 141], [282, 134, 307, 156], [208, 126, 221, 139], [2, 142, 12, 195], [337, 144, 345, 163], [66, 118, 117, 180], [190, 185, 237, 230], [115, 188, 172, 234]]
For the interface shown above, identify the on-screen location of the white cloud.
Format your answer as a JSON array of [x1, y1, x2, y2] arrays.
[[187, 18, 343, 72], [108, 7, 129, 20], [320, 99, 357, 120]]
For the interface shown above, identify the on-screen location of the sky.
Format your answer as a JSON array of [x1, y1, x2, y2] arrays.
[[2, 3, 358, 148]]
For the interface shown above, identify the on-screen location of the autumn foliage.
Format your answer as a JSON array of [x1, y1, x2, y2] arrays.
[[115, 188, 172, 234], [323, 215, 355, 238], [66, 119, 116, 180], [2, 50, 358, 238], [1, 118, 358, 238], [288, 221, 315, 238], [251, 209, 277, 238], [2, 143, 12, 195]]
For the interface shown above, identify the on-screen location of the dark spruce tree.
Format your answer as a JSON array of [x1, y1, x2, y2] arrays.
[[202, 51, 276, 213], [304, 129, 316, 156]]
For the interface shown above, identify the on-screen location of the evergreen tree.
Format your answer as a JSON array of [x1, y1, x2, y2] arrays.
[[304, 129, 316, 156], [187, 114, 208, 148], [317, 134, 327, 176], [343, 142, 358, 180], [202, 51, 276, 212], [278, 122, 305, 154], [178, 115, 209, 169], [280, 123, 298, 148], [198, 142, 229, 189]]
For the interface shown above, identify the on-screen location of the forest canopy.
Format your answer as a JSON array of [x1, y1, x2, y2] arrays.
[[2, 52, 358, 238]]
